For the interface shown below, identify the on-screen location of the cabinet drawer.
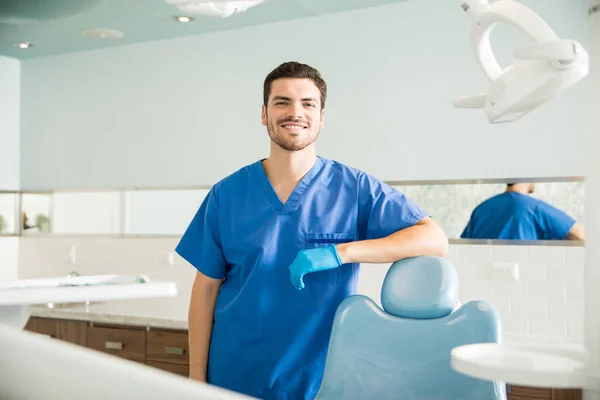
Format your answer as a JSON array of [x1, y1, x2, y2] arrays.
[[24, 317, 87, 346], [552, 389, 582, 400], [87, 325, 146, 362], [509, 395, 547, 400], [147, 361, 189, 377], [147, 330, 189, 365], [509, 385, 554, 399], [57, 320, 87, 346], [25, 317, 59, 339]]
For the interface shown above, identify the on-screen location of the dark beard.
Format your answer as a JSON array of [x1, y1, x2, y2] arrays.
[[266, 118, 319, 151]]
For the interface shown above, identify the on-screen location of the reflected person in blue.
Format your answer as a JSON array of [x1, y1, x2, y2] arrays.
[[175, 61, 448, 400], [461, 182, 585, 241]]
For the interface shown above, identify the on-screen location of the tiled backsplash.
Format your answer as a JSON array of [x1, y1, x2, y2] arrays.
[[16, 238, 584, 346], [448, 244, 584, 346], [0, 237, 18, 283]]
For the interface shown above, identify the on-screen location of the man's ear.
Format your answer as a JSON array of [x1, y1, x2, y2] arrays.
[[261, 105, 267, 126]]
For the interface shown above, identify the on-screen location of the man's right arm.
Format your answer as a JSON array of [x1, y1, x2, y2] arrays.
[[536, 201, 584, 241], [565, 221, 585, 241], [188, 270, 223, 382]]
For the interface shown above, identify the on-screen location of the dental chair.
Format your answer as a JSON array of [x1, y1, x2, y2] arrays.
[[315, 256, 507, 400]]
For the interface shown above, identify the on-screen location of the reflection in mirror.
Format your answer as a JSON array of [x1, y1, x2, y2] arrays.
[[0, 193, 18, 235], [52, 192, 121, 234], [123, 189, 209, 235], [394, 180, 584, 241], [21, 193, 51, 234]]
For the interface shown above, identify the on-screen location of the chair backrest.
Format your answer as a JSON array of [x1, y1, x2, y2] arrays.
[[315, 256, 506, 400]]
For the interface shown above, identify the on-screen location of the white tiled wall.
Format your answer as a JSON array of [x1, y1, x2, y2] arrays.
[[0, 237, 19, 283], [18, 238, 584, 346], [18, 237, 195, 321], [451, 244, 584, 346]]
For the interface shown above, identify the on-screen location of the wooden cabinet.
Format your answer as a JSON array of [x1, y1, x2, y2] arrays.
[[25, 317, 189, 377], [146, 329, 190, 376], [24, 317, 87, 346], [507, 385, 581, 400], [147, 361, 190, 377], [509, 385, 551, 399], [147, 330, 189, 365], [146, 329, 190, 377], [87, 324, 146, 362]]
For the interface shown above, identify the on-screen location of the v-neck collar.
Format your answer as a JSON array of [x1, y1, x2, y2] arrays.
[[253, 156, 326, 215]]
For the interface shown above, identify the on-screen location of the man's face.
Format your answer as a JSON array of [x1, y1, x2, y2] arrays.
[[261, 78, 325, 152]]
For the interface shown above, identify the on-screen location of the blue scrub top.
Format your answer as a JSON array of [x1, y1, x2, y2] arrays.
[[461, 192, 576, 241], [176, 156, 427, 400]]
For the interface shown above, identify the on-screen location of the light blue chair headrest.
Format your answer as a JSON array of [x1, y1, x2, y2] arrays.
[[381, 256, 459, 319]]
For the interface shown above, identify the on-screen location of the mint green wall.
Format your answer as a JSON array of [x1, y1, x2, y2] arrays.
[[19, 0, 588, 190]]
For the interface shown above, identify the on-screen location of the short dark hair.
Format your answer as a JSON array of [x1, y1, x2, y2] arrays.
[[263, 61, 327, 109]]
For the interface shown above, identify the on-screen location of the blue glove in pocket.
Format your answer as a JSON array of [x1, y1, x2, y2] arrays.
[[288, 245, 343, 290]]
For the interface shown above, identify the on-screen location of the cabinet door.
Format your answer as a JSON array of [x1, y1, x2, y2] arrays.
[[146, 361, 189, 378], [509, 385, 552, 399], [24, 317, 60, 339], [552, 389, 582, 400], [87, 325, 146, 362], [24, 317, 87, 345], [146, 330, 189, 365], [58, 320, 87, 346], [508, 386, 582, 400]]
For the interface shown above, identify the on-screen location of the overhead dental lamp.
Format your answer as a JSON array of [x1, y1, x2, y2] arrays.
[[454, 0, 589, 123], [165, 0, 266, 18]]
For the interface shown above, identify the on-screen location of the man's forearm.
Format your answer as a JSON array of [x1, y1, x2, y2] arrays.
[[336, 217, 448, 264], [188, 283, 220, 382]]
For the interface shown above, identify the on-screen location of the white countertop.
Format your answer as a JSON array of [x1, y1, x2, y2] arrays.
[[29, 297, 188, 330]]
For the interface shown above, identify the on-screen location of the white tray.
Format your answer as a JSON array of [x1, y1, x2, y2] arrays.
[[451, 343, 598, 389]]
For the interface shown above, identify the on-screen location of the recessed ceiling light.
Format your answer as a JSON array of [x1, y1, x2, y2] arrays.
[[173, 15, 195, 22], [14, 42, 33, 49], [80, 28, 124, 39]]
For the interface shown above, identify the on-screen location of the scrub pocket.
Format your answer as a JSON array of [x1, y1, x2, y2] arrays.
[[303, 233, 355, 292], [304, 233, 355, 246]]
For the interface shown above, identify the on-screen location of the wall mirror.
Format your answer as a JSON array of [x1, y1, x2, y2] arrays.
[[0, 192, 18, 235], [394, 178, 584, 243], [18, 177, 584, 245], [21, 193, 51, 234], [123, 189, 209, 235]]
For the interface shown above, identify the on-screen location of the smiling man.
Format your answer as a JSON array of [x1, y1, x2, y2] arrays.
[[176, 61, 448, 400]]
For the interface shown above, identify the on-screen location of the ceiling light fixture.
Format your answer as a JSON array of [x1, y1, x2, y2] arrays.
[[14, 42, 33, 49], [80, 28, 124, 39], [173, 15, 195, 22], [165, 0, 266, 18]]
